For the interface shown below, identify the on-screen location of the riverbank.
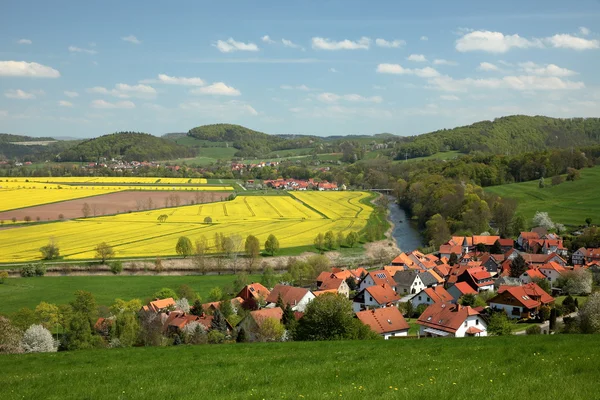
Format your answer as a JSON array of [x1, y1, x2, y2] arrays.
[[386, 196, 424, 252]]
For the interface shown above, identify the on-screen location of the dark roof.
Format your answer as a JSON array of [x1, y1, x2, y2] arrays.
[[393, 270, 419, 287], [418, 271, 438, 287]]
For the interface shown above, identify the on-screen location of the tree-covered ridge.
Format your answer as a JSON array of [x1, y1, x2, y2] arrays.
[[395, 115, 600, 159], [0, 134, 56, 143], [187, 124, 323, 158], [58, 132, 196, 162]]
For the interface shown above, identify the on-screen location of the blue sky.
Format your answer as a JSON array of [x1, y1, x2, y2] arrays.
[[1, 0, 600, 138]]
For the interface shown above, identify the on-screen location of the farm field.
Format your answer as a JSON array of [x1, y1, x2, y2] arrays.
[[485, 165, 600, 226], [4, 177, 208, 184], [0, 275, 259, 314], [0, 190, 231, 221], [0, 186, 121, 212], [0, 191, 375, 262], [0, 335, 598, 400]]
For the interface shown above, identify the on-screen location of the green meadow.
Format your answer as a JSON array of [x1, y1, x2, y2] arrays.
[[0, 335, 598, 399], [485, 165, 600, 227]]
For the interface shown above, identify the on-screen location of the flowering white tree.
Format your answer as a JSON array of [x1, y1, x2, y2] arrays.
[[182, 321, 205, 336], [22, 324, 57, 353], [580, 292, 600, 333], [176, 298, 190, 313], [532, 211, 555, 230]]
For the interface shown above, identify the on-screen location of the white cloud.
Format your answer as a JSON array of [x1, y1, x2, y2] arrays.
[[4, 89, 37, 99], [375, 38, 406, 48], [190, 82, 241, 96], [213, 38, 259, 53], [478, 62, 499, 71], [440, 95, 460, 101], [407, 54, 427, 62], [329, 67, 337, 73], [179, 100, 258, 117], [518, 62, 577, 77], [420, 36, 428, 41], [433, 59, 457, 66], [17, 39, 32, 45], [59, 100, 73, 107], [0, 61, 60, 78], [141, 74, 205, 86], [68, 45, 97, 55], [64, 91, 79, 98], [311, 37, 370, 50], [91, 99, 135, 109], [545, 34, 599, 50], [427, 74, 584, 92], [376, 63, 440, 78], [122, 35, 141, 45], [281, 39, 301, 49], [456, 30, 543, 53], [317, 92, 382, 104], [262, 35, 275, 44], [280, 84, 312, 91], [579, 27, 591, 36], [87, 83, 156, 99]]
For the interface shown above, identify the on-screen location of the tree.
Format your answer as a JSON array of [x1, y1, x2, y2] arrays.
[[314, 233, 325, 251], [448, 252, 458, 266], [211, 309, 228, 333], [35, 302, 59, 331], [204, 216, 213, 224], [153, 287, 178, 300], [538, 177, 545, 188], [295, 293, 361, 341], [549, 308, 557, 331], [345, 277, 357, 291], [586, 217, 593, 227], [459, 293, 477, 307], [95, 242, 115, 263], [345, 231, 359, 248], [532, 277, 551, 295], [579, 292, 600, 333], [0, 316, 23, 354], [39, 240, 60, 260], [175, 236, 193, 258], [219, 299, 234, 319], [324, 231, 335, 250], [336, 231, 345, 248], [257, 317, 285, 342], [487, 312, 513, 336], [157, 214, 168, 223], [233, 272, 250, 294], [113, 312, 139, 347], [512, 215, 526, 236], [82, 203, 91, 218], [558, 270, 593, 295], [425, 214, 450, 248], [63, 312, 94, 350], [190, 299, 204, 316], [490, 240, 503, 255], [175, 298, 191, 313], [509, 254, 527, 278], [551, 175, 564, 186], [261, 266, 277, 289], [236, 326, 248, 343], [532, 211, 555, 230], [264, 234, 279, 256], [566, 167, 581, 181], [177, 284, 198, 302], [0, 270, 8, 284], [193, 236, 208, 275], [207, 287, 223, 302], [539, 305, 551, 322], [282, 303, 296, 329], [245, 235, 260, 267]]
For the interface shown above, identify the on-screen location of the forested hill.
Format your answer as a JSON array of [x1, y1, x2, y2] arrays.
[[395, 115, 600, 159], [58, 132, 196, 162], [186, 124, 322, 158], [0, 133, 56, 143]]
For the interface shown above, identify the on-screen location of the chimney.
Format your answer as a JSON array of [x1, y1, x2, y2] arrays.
[[456, 304, 461, 312]]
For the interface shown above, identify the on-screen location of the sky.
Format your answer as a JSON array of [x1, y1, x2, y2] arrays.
[[1, 0, 600, 138]]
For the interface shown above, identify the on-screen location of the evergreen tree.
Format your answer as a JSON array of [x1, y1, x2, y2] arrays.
[[190, 299, 203, 316], [448, 252, 458, 266], [509, 254, 527, 278], [549, 308, 557, 331], [282, 303, 295, 328], [219, 299, 234, 319], [275, 293, 285, 309], [236, 327, 248, 343], [211, 309, 228, 333], [490, 240, 503, 254]]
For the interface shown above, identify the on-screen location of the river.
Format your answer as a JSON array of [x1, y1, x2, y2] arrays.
[[387, 198, 424, 252]]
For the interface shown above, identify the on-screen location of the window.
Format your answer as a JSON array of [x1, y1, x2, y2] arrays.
[[418, 296, 422, 300], [369, 296, 372, 302], [476, 320, 479, 325], [464, 321, 467, 327]]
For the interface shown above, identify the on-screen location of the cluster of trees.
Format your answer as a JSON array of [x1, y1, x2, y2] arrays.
[[314, 231, 359, 251]]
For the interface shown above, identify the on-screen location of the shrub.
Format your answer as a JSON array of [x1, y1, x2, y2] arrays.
[[526, 325, 542, 335], [551, 175, 564, 186], [0, 270, 8, 284], [21, 324, 57, 353], [34, 263, 46, 277], [20, 265, 36, 278], [207, 330, 226, 344], [109, 261, 123, 275]]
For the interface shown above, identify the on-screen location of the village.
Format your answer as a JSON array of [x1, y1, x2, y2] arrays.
[[126, 229, 599, 342]]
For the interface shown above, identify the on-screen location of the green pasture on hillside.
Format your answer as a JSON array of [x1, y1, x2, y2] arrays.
[[0, 335, 598, 399]]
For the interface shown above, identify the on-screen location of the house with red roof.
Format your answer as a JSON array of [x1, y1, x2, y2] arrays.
[[456, 266, 495, 292], [541, 239, 568, 257], [237, 283, 271, 303], [355, 307, 410, 339], [141, 297, 177, 314], [538, 262, 567, 285], [358, 270, 397, 292], [447, 282, 478, 302], [352, 284, 401, 312], [517, 232, 540, 249], [238, 307, 285, 342], [573, 248, 600, 265], [417, 302, 487, 337], [266, 285, 315, 312], [411, 286, 454, 308], [488, 283, 554, 319], [315, 273, 350, 298], [519, 268, 547, 284]]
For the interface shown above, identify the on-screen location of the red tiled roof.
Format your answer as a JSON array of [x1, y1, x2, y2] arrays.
[[250, 307, 284, 328], [422, 286, 454, 303], [519, 232, 540, 240], [237, 283, 271, 302], [451, 282, 477, 296], [417, 303, 480, 333], [494, 283, 554, 309], [266, 285, 311, 306], [365, 284, 401, 305], [539, 261, 567, 274], [356, 307, 409, 334], [498, 239, 514, 247], [142, 297, 176, 313], [313, 289, 339, 296], [366, 270, 397, 287], [522, 268, 546, 280], [466, 326, 483, 334], [473, 235, 501, 246]]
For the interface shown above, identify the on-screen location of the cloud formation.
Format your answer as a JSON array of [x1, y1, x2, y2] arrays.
[[214, 38, 259, 53], [375, 38, 405, 48], [191, 82, 241, 96], [545, 34, 599, 50], [17, 39, 32, 45], [376, 63, 440, 78], [262, 35, 275, 44], [518, 62, 577, 77], [91, 99, 135, 109], [317, 92, 382, 104], [456, 30, 599, 53], [477, 62, 498, 71], [428, 75, 584, 92], [142, 74, 205, 86], [87, 83, 156, 99], [311, 37, 370, 50], [59, 100, 73, 107], [433, 59, 457, 66], [0, 61, 60, 78], [122, 35, 141, 44], [407, 54, 427, 62], [5, 89, 38, 99], [68, 45, 97, 55]]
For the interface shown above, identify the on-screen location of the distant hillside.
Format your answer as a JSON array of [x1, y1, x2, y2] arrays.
[[395, 115, 600, 159], [187, 124, 322, 158], [0, 133, 55, 143], [0, 134, 80, 162], [58, 132, 196, 162]]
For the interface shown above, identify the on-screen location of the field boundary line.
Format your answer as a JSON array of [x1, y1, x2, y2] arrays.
[[288, 192, 330, 219], [263, 198, 284, 218], [243, 197, 256, 216]]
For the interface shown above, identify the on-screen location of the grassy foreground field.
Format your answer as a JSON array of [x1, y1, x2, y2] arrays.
[[485, 165, 600, 226], [0, 275, 259, 314], [0, 335, 598, 399]]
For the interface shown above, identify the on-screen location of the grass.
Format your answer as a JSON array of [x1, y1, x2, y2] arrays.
[[555, 295, 588, 306], [485, 165, 600, 227], [0, 335, 598, 399], [0, 275, 259, 314], [393, 150, 463, 163], [510, 322, 539, 332]]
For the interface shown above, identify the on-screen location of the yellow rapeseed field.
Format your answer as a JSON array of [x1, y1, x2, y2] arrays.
[[5, 177, 208, 184], [0, 191, 374, 262]]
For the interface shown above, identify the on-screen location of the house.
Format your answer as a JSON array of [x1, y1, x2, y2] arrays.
[[266, 285, 315, 312], [538, 262, 567, 285], [355, 307, 410, 339], [393, 270, 424, 295], [315, 272, 350, 298], [519, 268, 546, 284], [237, 283, 271, 304], [541, 239, 568, 257], [456, 266, 495, 292], [493, 276, 522, 291], [573, 248, 600, 265], [419, 270, 444, 288], [478, 254, 501, 275], [488, 283, 554, 319], [141, 297, 177, 314], [439, 243, 464, 260], [358, 270, 397, 292], [472, 235, 501, 250], [447, 282, 477, 302], [417, 302, 487, 337], [498, 238, 515, 253], [411, 286, 454, 308], [517, 232, 540, 249], [352, 284, 401, 312], [238, 307, 285, 342], [520, 253, 567, 267]]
